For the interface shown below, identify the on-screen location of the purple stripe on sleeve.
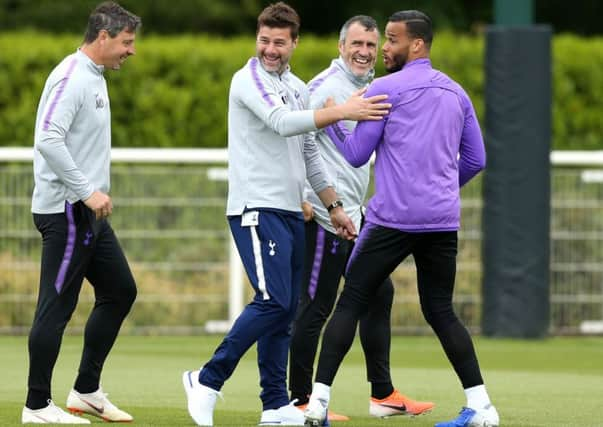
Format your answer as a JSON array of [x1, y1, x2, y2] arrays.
[[308, 226, 325, 300], [331, 122, 348, 143], [250, 57, 275, 107], [308, 67, 339, 94], [43, 57, 78, 131], [54, 202, 76, 294]]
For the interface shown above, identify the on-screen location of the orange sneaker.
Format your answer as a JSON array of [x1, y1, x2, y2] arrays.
[[369, 389, 435, 418], [296, 403, 350, 421]]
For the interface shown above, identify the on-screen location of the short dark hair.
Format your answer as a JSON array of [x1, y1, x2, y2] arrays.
[[257, 2, 300, 40], [388, 10, 433, 48], [84, 1, 141, 44], [339, 15, 379, 43]]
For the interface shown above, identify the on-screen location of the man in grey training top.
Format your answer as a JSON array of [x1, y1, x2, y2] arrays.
[[182, 3, 390, 426], [23, 2, 139, 424]]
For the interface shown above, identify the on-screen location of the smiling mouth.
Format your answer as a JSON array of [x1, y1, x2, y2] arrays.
[[352, 57, 370, 65]]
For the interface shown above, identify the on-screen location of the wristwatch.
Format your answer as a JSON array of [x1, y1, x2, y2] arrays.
[[327, 200, 343, 213]]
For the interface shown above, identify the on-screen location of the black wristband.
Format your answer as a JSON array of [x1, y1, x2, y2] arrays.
[[327, 200, 343, 212]]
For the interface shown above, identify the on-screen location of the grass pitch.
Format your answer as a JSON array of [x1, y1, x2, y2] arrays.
[[1, 335, 602, 426]]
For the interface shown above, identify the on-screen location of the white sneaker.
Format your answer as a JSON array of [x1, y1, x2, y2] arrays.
[[22, 400, 91, 424], [435, 404, 499, 427], [259, 401, 305, 425], [182, 370, 222, 426], [303, 396, 328, 426], [66, 387, 133, 422], [469, 404, 499, 427]]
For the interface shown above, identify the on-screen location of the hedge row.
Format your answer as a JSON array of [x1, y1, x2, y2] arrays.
[[0, 31, 601, 149], [0, 0, 490, 36]]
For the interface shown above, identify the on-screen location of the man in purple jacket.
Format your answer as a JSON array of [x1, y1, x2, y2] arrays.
[[304, 10, 499, 427]]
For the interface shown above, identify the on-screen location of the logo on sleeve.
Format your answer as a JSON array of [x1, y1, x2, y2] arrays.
[[278, 89, 289, 105], [95, 93, 105, 109]]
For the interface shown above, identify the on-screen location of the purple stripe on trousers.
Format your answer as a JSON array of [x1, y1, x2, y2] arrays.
[[250, 57, 275, 107], [308, 66, 338, 94], [54, 202, 76, 294], [43, 57, 78, 131], [308, 226, 325, 300]]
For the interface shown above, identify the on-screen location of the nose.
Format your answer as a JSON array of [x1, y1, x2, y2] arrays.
[[129, 46, 136, 56], [358, 44, 371, 57], [265, 42, 277, 54]]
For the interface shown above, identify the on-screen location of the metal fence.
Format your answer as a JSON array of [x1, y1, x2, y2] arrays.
[[1, 148, 602, 335]]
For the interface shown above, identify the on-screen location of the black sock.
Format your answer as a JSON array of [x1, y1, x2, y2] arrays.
[[371, 382, 394, 400], [73, 372, 99, 394], [26, 389, 50, 410]]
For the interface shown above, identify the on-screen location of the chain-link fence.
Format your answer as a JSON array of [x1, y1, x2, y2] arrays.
[[1, 149, 602, 335]]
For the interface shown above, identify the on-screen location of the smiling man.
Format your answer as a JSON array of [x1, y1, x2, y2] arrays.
[[181, 2, 391, 426], [288, 15, 434, 422], [23, 2, 140, 425]]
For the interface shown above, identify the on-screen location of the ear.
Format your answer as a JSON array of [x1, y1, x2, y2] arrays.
[[292, 36, 299, 49], [412, 38, 424, 53], [97, 29, 109, 44], [338, 39, 345, 56]]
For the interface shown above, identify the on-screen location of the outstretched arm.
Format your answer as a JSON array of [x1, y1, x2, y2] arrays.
[[236, 62, 389, 138], [313, 87, 390, 128], [322, 82, 390, 167]]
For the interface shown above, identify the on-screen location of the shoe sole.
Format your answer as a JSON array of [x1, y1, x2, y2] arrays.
[[182, 370, 196, 402], [182, 371, 190, 390], [182, 371, 216, 427], [297, 405, 347, 422], [182, 372, 194, 422], [23, 413, 91, 425], [370, 409, 434, 418], [67, 407, 132, 423], [370, 403, 435, 418]]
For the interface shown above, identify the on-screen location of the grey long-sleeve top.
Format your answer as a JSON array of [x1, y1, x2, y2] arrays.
[[226, 57, 332, 215], [304, 57, 374, 233], [32, 49, 111, 214]]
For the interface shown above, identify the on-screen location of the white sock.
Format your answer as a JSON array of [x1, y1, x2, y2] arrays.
[[311, 382, 331, 405], [465, 384, 491, 410]]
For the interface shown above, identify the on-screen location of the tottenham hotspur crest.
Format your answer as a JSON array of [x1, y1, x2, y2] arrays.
[[268, 240, 276, 256], [95, 93, 105, 109]]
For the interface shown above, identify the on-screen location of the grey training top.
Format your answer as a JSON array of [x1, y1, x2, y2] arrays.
[[32, 49, 110, 214], [304, 57, 374, 233], [226, 57, 332, 215]]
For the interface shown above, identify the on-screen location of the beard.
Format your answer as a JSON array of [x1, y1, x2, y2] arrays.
[[258, 54, 289, 74], [385, 51, 408, 73]]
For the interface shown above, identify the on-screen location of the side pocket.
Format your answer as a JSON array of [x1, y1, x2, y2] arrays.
[[74, 201, 99, 248]]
